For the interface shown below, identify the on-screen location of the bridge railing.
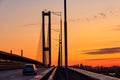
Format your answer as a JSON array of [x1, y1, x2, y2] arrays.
[[69, 67, 120, 80], [48, 67, 57, 80], [30, 67, 54, 80]]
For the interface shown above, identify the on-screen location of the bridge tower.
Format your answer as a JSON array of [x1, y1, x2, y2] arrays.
[[42, 11, 51, 66]]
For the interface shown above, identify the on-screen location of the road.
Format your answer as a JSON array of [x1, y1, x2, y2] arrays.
[[0, 68, 48, 80], [68, 68, 95, 80], [53, 67, 95, 80]]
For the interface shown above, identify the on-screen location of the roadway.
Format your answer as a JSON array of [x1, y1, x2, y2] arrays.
[[0, 68, 48, 80], [53, 67, 96, 80]]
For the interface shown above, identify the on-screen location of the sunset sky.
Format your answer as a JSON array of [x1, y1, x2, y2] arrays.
[[1, 0, 120, 66]]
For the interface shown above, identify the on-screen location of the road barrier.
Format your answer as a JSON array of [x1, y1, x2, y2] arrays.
[[48, 67, 57, 80], [69, 67, 120, 80], [30, 67, 54, 80]]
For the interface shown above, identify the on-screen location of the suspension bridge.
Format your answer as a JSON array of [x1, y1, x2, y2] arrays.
[[0, 10, 120, 80]]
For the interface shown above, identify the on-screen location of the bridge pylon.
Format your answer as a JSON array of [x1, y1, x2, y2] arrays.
[[42, 11, 51, 67]]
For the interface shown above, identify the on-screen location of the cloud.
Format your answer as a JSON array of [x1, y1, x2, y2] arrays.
[[112, 25, 120, 31], [68, 12, 107, 23], [23, 23, 40, 27], [86, 58, 120, 61], [22, 21, 59, 27], [84, 47, 120, 55], [69, 8, 120, 23], [112, 28, 120, 31], [98, 12, 106, 18], [115, 25, 120, 27]]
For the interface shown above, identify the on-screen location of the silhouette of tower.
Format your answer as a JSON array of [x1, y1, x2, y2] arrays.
[[42, 11, 51, 66]]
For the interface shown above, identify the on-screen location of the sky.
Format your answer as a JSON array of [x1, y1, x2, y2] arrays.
[[1, 0, 120, 66]]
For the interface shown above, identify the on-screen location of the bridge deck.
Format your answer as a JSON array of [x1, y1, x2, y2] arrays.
[[0, 51, 42, 65], [69, 67, 120, 80], [53, 67, 95, 80]]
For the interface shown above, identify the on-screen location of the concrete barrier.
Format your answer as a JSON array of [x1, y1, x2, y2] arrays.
[[48, 67, 57, 80], [0, 62, 25, 70], [69, 67, 120, 80], [30, 67, 54, 80]]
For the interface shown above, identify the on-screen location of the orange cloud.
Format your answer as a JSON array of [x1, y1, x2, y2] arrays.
[[23, 23, 40, 27], [83, 58, 120, 67], [83, 47, 120, 55]]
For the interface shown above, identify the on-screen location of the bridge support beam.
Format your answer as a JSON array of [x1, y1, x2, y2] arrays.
[[42, 11, 51, 66]]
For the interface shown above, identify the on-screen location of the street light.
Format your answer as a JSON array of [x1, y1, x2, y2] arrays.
[[53, 0, 68, 77], [64, 0, 68, 80], [64, 0, 68, 68], [48, 0, 68, 68]]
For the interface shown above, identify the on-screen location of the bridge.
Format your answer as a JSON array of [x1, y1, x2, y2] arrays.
[[0, 10, 120, 80], [0, 1, 120, 80]]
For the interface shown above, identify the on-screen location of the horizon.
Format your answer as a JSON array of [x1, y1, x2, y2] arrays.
[[1, 0, 120, 66]]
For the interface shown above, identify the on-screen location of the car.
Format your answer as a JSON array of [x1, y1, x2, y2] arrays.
[[23, 64, 37, 75]]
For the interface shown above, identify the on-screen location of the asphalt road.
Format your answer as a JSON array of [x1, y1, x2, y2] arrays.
[[53, 67, 95, 80], [68, 68, 95, 80], [0, 68, 48, 80]]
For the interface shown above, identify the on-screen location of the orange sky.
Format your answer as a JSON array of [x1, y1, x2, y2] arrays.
[[1, 0, 120, 66]]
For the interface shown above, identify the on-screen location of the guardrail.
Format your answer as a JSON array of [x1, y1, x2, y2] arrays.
[[69, 67, 120, 80]]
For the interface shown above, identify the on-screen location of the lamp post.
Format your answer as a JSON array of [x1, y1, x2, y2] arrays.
[[64, 0, 68, 80], [64, 0, 68, 68]]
